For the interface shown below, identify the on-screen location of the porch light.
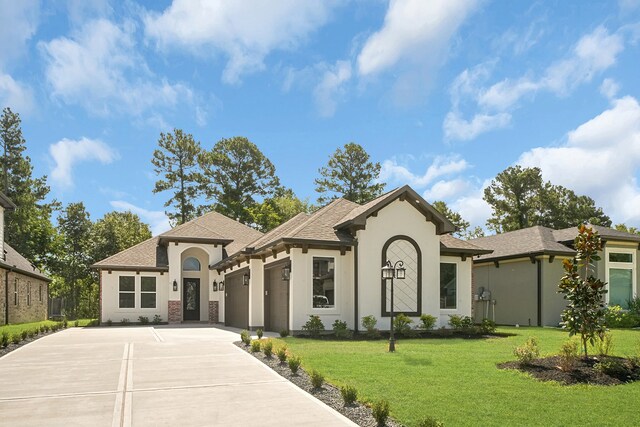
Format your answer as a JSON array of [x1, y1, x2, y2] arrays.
[[381, 263, 394, 280], [282, 265, 291, 281], [219, 281, 224, 291], [243, 272, 250, 286], [173, 280, 178, 292], [212, 280, 218, 292], [381, 260, 405, 353]]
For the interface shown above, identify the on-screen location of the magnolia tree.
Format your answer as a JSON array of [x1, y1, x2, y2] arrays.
[[558, 225, 608, 358]]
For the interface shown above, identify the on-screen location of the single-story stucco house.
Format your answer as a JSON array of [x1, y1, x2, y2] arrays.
[[0, 191, 51, 325], [469, 225, 640, 327], [93, 185, 491, 332]]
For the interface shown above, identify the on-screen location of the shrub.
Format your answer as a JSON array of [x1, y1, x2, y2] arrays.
[[597, 331, 614, 356], [628, 296, 640, 316], [559, 339, 579, 371], [279, 329, 290, 338], [416, 416, 445, 427], [11, 334, 21, 344], [604, 305, 640, 328], [594, 359, 629, 377], [106, 319, 113, 327], [513, 337, 540, 365], [43, 324, 50, 332], [1, 331, 9, 348], [262, 340, 273, 358], [288, 356, 301, 374], [393, 313, 415, 337], [332, 320, 353, 339], [63, 319, 68, 328], [138, 316, 149, 325], [120, 318, 130, 325], [152, 315, 162, 325], [39, 325, 45, 334], [276, 346, 288, 362], [257, 328, 264, 339], [250, 340, 261, 353], [302, 315, 325, 338], [74, 320, 79, 327], [449, 315, 473, 331], [361, 315, 380, 339], [310, 369, 324, 388], [240, 329, 251, 346], [478, 318, 496, 334], [21, 330, 28, 340], [371, 399, 390, 426], [27, 329, 35, 338], [340, 385, 358, 406], [419, 314, 437, 331]]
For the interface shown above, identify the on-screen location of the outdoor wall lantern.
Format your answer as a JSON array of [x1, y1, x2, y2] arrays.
[[243, 272, 250, 286], [381, 260, 406, 352], [219, 281, 224, 291], [282, 265, 291, 281], [172, 279, 178, 292], [212, 280, 218, 292]]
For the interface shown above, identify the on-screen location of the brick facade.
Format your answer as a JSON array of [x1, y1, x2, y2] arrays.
[[168, 300, 182, 323], [1, 268, 48, 325], [208, 301, 219, 323]]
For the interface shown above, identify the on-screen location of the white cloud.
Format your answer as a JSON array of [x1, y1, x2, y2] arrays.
[[380, 155, 469, 188], [313, 60, 352, 117], [450, 185, 492, 228], [518, 96, 640, 226], [443, 111, 511, 141], [600, 78, 620, 100], [0, 72, 34, 114], [40, 18, 196, 117], [49, 137, 117, 188], [0, 0, 39, 66], [110, 200, 171, 236], [423, 178, 472, 201], [144, 0, 336, 85]]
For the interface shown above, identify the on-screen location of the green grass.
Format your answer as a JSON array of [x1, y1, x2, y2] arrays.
[[278, 328, 640, 427], [0, 318, 97, 337]]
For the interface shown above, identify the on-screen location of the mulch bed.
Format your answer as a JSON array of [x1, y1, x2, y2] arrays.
[[0, 329, 64, 358], [235, 341, 402, 427], [498, 355, 640, 386]]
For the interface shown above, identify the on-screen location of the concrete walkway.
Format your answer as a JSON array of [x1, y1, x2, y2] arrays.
[[0, 326, 356, 427]]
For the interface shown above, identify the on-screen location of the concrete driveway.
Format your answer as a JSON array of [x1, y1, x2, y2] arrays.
[[0, 326, 356, 427]]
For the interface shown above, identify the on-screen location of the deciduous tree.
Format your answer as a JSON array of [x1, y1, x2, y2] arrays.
[[249, 188, 310, 232], [91, 211, 152, 262]]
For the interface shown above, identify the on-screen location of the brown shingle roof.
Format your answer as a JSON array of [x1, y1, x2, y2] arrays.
[[553, 225, 640, 244], [92, 237, 169, 270], [440, 234, 492, 256], [470, 226, 575, 262], [1, 243, 50, 281]]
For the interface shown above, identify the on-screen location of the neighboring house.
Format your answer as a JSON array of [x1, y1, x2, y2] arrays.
[[0, 192, 51, 325], [94, 185, 490, 332], [469, 225, 640, 327]]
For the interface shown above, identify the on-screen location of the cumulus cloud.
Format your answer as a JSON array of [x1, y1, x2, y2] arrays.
[[600, 78, 620, 100], [144, 0, 336, 85], [0, 73, 34, 114], [110, 200, 171, 236], [313, 61, 352, 117], [380, 155, 469, 189], [49, 137, 117, 188], [0, 0, 39, 66], [423, 178, 472, 201], [40, 18, 196, 118], [443, 111, 511, 141]]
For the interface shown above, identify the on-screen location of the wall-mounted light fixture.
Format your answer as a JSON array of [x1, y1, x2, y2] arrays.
[[243, 272, 250, 286], [282, 265, 291, 281], [173, 279, 178, 292], [212, 280, 218, 292], [219, 281, 224, 291]]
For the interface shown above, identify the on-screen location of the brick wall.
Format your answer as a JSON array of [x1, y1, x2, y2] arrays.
[[0, 271, 5, 325], [168, 300, 182, 323], [1, 268, 48, 325], [208, 301, 219, 323]]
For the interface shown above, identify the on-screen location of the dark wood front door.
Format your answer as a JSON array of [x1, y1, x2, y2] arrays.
[[183, 278, 200, 321]]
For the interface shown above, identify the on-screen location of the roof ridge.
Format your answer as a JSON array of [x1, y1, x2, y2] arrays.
[[93, 236, 159, 265]]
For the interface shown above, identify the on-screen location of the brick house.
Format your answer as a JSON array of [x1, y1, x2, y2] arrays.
[[0, 192, 51, 325]]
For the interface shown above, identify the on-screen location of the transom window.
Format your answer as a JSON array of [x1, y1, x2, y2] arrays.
[[609, 252, 633, 263], [312, 257, 335, 308], [183, 257, 201, 271], [119, 276, 135, 308], [141, 277, 157, 309], [440, 263, 457, 309]]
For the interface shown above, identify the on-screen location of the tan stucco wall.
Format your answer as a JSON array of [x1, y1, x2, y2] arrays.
[[100, 270, 169, 323], [541, 257, 569, 326]]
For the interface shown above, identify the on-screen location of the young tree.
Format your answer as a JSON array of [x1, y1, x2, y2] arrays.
[[614, 223, 640, 235], [151, 129, 203, 226], [0, 107, 57, 268], [199, 136, 281, 224], [249, 188, 310, 232], [558, 225, 608, 358], [314, 142, 385, 205], [91, 211, 152, 262]]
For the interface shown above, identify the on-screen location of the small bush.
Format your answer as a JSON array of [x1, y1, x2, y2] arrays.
[[262, 340, 273, 358], [416, 416, 444, 427], [597, 331, 614, 356], [594, 359, 628, 377], [250, 340, 261, 353], [11, 334, 21, 344], [302, 315, 325, 338], [627, 296, 640, 316], [393, 313, 415, 337], [279, 329, 290, 338], [120, 318, 130, 325], [340, 385, 358, 406], [288, 356, 301, 374], [310, 369, 324, 388], [152, 315, 162, 325], [478, 318, 496, 334], [559, 339, 579, 371], [604, 305, 640, 328], [371, 399, 390, 426], [332, 320, 353, 339], [361, 315, 380, 339], [138, 316, 149, 325], [1, 331, 9, 348], [514, 337, 540, 365], [74, 320, 79, 327], [449, 315, 473, 331], [106, 319, 113, 327], [419, 314, 437, 331], [240, 329, 252, 346], [63, 319, 68, 328], [43, 324, 50, 332], [39, 325, 45, 334], [257, 328, 264, 339], [27, 329, 35, 338], [21, 330, 28, 340], [276, 346, 288, 362]]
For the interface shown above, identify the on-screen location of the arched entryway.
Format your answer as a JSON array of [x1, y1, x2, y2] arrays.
[[381, 235, 422, 316]]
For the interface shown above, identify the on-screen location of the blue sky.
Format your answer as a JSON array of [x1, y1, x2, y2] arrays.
[[1, 0, 640, 235]]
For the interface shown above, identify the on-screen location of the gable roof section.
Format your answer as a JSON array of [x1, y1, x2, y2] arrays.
[[0, 191, 16, 210], [92, 237, 169, 271], [440, 234, 492, 257], [553, 224, 640, 245], [1, 243, 50, 281], [470, 226, 576, 263], [334, 185, 455, 235]]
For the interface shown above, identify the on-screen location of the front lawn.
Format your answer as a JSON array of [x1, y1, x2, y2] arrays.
[[278, 327, 640, 427], [0, 318, 97, 337]]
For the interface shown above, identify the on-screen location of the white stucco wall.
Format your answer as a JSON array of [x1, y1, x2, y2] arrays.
[[100, 271, 169, 323]]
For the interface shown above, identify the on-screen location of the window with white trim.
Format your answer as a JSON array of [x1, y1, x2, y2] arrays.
[[141, 277, 157, 308], [312, 257, 335, 308], [440, 263, 457, 309], [607, 250, 635, 308], [119, 276, 135, 308]]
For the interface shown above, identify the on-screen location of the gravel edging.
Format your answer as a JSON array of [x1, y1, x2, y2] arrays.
[[235, 341, 403, 427]]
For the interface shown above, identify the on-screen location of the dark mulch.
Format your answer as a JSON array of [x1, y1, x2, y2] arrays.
[[235, 341, 402, 427], [0, 329, 63, 358], [498, 355, 640, 386]]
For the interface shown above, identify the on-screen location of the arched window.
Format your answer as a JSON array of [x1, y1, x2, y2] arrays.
[[381, 236, 421, 316], [183, 257, 201, 271]]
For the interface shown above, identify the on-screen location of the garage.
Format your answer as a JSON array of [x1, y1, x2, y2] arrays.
[[264, 260, 290, 333], [224, 269, 249, 329]]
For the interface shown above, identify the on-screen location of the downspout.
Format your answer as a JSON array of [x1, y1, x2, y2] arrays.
[[353, 240, 359, 333], [536, 259, 542, 327]]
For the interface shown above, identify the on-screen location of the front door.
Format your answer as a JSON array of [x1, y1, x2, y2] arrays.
[[183, 278, 200, 321]]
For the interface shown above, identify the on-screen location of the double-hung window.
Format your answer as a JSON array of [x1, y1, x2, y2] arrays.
[[440, 263, 457, 309], [119, 276, 135, 308], [141, 277, 157, 309]]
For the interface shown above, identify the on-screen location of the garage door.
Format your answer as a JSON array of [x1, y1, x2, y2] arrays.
[[264, 264, 289, 333], [224, 270, 249, 329]]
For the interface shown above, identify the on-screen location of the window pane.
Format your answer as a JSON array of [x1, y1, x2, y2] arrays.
[[440, 263, 457, 309], [119, 293, 135, 308], [609, 253, 633, 263], [183, 257, 201, 271], [141, 293, 156, 309], [609, 268, 633, 308], [141, 277, 156, 292], [119, 276, 135, 291], [312, 257, 335, 308]]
